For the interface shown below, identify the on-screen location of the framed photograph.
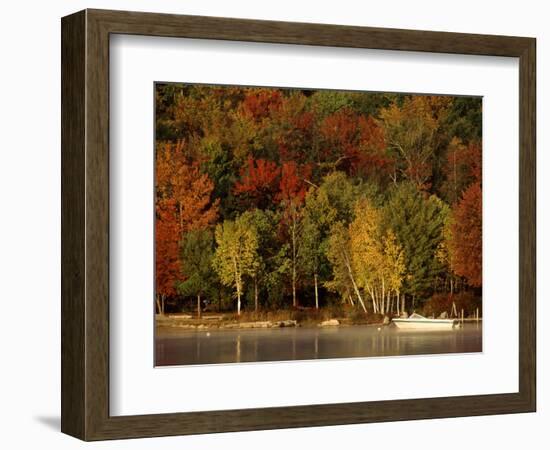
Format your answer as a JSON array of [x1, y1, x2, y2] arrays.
[[61, 9, 536, 440]]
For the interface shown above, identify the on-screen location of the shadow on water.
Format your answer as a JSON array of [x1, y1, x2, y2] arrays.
[[156, 323, 482, 367]]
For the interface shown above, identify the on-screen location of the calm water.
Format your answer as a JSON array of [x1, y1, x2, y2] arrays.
[[155, 324, 482, 366]]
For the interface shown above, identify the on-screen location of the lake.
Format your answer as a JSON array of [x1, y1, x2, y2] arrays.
[[155, 323, 482, 366]]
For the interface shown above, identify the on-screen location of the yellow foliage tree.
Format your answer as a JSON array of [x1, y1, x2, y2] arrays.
[[212, 217, 259, 315], [350, 199, 405, 314]]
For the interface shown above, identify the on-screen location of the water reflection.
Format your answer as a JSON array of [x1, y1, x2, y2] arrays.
[[155, 324, 482, 367]]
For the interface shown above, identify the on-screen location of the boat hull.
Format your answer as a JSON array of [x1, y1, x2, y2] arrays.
[[392, 318, 456, 330]]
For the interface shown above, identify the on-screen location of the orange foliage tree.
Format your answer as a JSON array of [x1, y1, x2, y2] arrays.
[[241, 89, 282, 122], [155, 141, 219, 313], [155, 199, 180, 314], [449, 182, 482, 288]]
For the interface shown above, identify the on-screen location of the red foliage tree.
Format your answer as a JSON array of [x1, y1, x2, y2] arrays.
[[449, 182, 482, 288], [443, 140, 482, 204], [276, 161, 312, 205], [319, 108, 359, 168], [318, 110, 392, 181], [155, 199, 180, 314], [351, 116, 393, 180], [241, 89, 282, 121], [233, 157, 281, 209]]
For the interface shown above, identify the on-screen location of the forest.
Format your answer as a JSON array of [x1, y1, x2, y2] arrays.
[[155, 83, 482, 320]]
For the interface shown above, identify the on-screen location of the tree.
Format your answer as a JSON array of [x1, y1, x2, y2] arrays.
[[441, 139, 482, 204], [155, 199, 180, 315], [317, 109, 390, 181], [239, 209, 279, 312], [298, 188, 337, 308], [198, 137, 240, 217], [276, 161, 311, 307], [271, 92, 316, 165], [212, 217, 259, 314], [383, 231, 407, 314], [178, 229, 215, 318], [448, 183, 482, 288], [325, 222, 367, 312], [156, 141, 219, 236], [233, 157, 281, 210], [349, 199, 405, 314], [319, 108, 361, 171], [240, 88, 282, 122], [385, 183, 448, 306], [380, 96, 450, 190], [155, 141, 219, 314], [352, 116, 392, 184], [317, 171, 358, 224]]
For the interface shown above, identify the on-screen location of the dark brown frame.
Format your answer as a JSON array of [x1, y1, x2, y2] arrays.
[[61, 9, 536, 441]]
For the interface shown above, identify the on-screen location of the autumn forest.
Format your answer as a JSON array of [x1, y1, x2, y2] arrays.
[[155, 83, 482, 321]]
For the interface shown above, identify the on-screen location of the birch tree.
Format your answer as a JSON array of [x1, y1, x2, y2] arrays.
[[325, 222, 367, 312], [350, 199, 405, 314], [212, 217, 259, 315], [298, 189, 336, 308]]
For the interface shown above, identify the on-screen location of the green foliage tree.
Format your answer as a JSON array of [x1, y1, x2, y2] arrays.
[[298, 188, 337, 308], [384, 183, 448, 308], [317, 171, 358, 224], [380, 96, 450, 190], [239, 208, 281, 311], [178, 228, 215, 318], [212, 217, 259, 314]]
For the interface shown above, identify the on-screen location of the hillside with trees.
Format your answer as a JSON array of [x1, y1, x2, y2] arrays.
[[155, 84, 482, 319]]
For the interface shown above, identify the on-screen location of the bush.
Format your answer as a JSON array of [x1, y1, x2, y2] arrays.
[[347, 308, 368, 324], [422, 291, 481, 318]]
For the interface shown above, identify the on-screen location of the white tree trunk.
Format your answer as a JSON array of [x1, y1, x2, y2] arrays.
[[254, 277, 259, 313], [382, 278, 387, 314], [156, 294, 162, 315], [237, 287, 241, 315], [232, 256, 241, 315], [314, 273, 319, 309]]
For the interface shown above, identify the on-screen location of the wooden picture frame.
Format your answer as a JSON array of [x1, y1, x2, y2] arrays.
[[61, 9, 536, 441]]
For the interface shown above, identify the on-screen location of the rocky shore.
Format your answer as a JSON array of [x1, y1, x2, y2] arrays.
[[155, 313, 386, 336]]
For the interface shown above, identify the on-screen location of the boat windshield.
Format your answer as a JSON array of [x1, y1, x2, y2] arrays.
[[409, 313, 426, 319]]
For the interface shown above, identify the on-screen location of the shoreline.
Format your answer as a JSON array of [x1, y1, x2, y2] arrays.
[[156, 321, 383, 338], [155, 314, 382, 336], [155, 313, 482, 337]]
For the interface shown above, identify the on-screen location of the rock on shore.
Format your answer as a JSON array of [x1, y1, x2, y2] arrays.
[[319, 319, 340, 327]]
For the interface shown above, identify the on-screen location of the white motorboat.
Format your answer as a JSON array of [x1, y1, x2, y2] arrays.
[[392, 313, 456, 330]]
